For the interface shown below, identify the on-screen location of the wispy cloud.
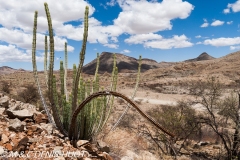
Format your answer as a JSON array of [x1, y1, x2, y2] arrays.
[[122, 49, 130, 53], [106, 0, 117, 7], [203, 37, 240, 47], [200, 19, 209, 28], [224, 1, 240, 13], [125, 33, 193, 49], [211, 20, 224, 26]]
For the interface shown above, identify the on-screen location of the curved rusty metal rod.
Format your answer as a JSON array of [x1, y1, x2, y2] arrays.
[[69, 91, 175, 143]]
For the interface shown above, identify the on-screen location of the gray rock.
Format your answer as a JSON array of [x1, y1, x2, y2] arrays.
[[1, 133, 9, 144], [97, 140, 110, 153], [6, 109, 34, 119], [0, 108, 5, 114], [0, 146, 4, 155], [53, 146, 63, 157], [0, 96, 9, 108], [8, 118, 25, 132], [77, 140, 89, 147], [40, 123, 53, 135]]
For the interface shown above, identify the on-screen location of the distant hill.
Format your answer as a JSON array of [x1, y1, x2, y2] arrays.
[[0, 66, 26, 75], [185, 52, 215, 62], [82, 52, 161, 74]]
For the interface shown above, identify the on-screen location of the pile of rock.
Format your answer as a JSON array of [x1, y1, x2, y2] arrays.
[[0, 93, 113, 160]]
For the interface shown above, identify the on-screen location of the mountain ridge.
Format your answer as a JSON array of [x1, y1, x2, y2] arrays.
[[185, 52, 215, 62]]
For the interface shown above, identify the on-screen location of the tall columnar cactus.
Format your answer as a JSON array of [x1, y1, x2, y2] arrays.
[[111, 55, 142, 131], [44, 35, 48, 87], [32, 2, 174, 146], [44, 3, 67, 136], [64, 42, 68, 101], [60, 61, 65, 97], [32, 11, 54, 125]]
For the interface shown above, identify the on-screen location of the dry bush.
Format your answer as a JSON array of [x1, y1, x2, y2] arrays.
[[187, 77, 240, 159], [1, 80, 11, 94], [17, 84, 39, 104], [148, 101, 201, 141]]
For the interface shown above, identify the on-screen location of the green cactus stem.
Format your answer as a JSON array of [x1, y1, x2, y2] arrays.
[[44, 2, 67, 136], [44, 35, 48, 88], [31, 10, 54, 125], [60, 61, 64, 96], [71, 6, 89, 120], [111, 55, 142, 131], [64, 42, 68, 101]]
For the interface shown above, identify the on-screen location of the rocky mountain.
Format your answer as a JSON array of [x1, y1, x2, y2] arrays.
[[185, 52, 215, 62], [0, 66, 26, 75], [82, 52, 160, 74]]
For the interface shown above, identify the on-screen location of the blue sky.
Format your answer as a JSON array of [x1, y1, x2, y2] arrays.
[[1, 0, 240, 70]]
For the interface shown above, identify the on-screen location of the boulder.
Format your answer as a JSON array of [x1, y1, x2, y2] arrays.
[[33, 113, 48, 124], [0, 146, 4, 156], [6, 109, 34, 119], [8, 118, 25, 132], [40, 123, 53, 135], [1, 133, 9, 144], [0, 96, 9, 108], [12, 136, 29, 152]]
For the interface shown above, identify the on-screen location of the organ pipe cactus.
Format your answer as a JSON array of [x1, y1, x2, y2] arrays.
[[32, 2, 174, 146], [64, 42, 68, 101]]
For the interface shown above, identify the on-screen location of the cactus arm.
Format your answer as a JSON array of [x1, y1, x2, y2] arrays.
[[44, 35, 48, 88], [64, 42, 68, 101], [94, 53, 100, 81], [44, 3, 67, 136], [71, 6, 89, 114], [31, 11, 55, 125], [98, 67, 118, 132], [60, 61, 65, 96], [111, 55, 142, 131]]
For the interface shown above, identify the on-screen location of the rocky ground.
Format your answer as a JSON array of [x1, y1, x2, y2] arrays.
[[0, 93, 114, 160]]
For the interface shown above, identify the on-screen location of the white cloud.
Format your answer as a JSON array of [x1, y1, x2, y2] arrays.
[[0, 0, 95, 32], [211, 20, 224, 26], [224, 1, 240, 13], [107, 0, 117, 6], [103, 43, 119, 49], [122, 49, 130, 53], [227, 21, 233, 25], [223, 8, 230, 14], [0, 28, 74, 52], [114, 0, 194, 34], [125, 33, 162, 44], [203, 37, 240, 47], [0, 0, 195, 56], [196, 42, 202, 45], [125, 34, 193, 49], [230, 45, 240, 50], [0, 45, 43, 62], [195, 35, 201, 38], [200, 19, 209, 28]]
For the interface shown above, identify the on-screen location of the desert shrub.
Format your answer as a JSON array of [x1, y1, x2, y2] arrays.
[[17, 84, 39, 104], [117, 98, 124, 105], [148, 101, 201, 140], [188, 77, 240, 159], [117, 112, 137, 129], [1, 81, 10, 94]]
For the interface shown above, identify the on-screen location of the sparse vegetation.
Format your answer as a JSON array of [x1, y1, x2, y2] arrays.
[[17, 84, 39, 104], [1, 80, 10, 94]]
